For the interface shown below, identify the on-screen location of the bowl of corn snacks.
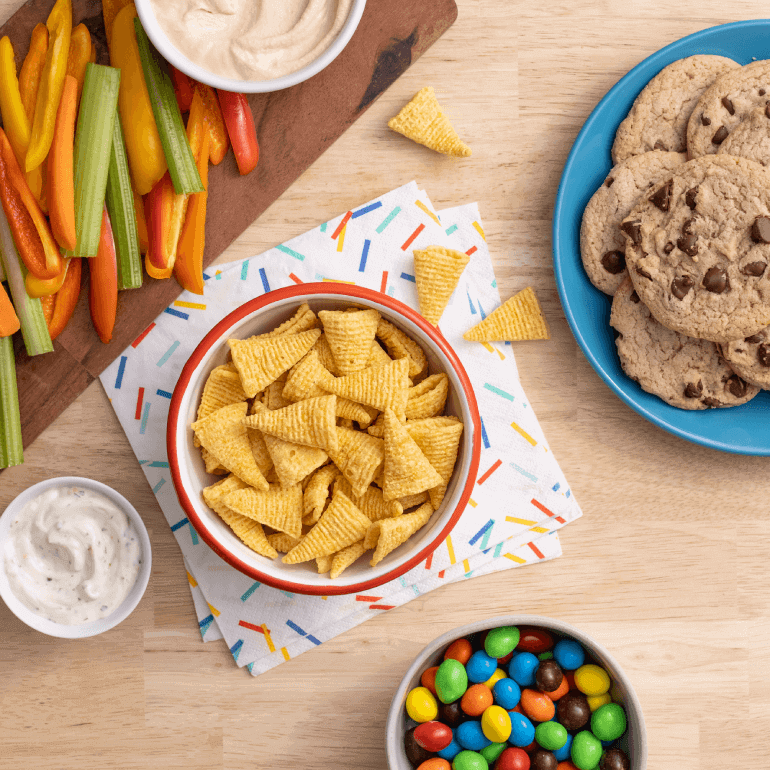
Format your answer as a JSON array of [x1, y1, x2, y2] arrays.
[[167, 283, 481, 595]]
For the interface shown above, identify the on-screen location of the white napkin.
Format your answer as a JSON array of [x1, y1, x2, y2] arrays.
[[99, 182, 581, 675]]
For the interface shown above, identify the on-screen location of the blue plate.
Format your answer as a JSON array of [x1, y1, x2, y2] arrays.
[[553, 20, 770, 455]]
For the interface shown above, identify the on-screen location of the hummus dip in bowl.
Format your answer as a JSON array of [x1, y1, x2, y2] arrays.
[[135, 0, 368, 93]]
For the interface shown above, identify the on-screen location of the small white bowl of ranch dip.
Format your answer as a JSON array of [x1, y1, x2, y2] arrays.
[[0, 477, 151, 639], [135, 0, 368, 94]]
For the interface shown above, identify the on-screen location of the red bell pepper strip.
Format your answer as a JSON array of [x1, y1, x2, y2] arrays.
[[145, 171, 188, 271], [216, 90, 258, 175], [169, 64, 193, 112], [0, 281, 20, 337], [194, 82, 228, 165], [144, 251, 171, 279], [89, 208, 117, 343], [47, 255, 80, 340]]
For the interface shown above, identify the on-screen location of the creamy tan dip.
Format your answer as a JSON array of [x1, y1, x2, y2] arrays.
[[150, 0, 354, 82]]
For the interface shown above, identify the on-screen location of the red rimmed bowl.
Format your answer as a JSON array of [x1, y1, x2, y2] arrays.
[[167, 283, 481, 596]]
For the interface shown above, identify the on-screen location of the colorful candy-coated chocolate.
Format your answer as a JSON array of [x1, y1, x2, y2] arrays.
[[556, 691, 591, 731], [556, 763, 579, 770], [509, 653, 540, 687], [440, 700, 467, 727], [553, 640, 585, 671], [479, 742, 506, 764], [438, 737, 463, 762], [530, 750, 558, 770], [587, 693, 611, 712], [422, 666, 440, 696], [417, 759, 452, 770], [407, 687, 439, 723], [415, 721, 454, 752], [436, 659, 470, 704], [480, 704, 511, 743], [493, 677, 521, 710], [484, 626, 521, 659], [461, 684, 494, 716], [452, 750, 489, 770], [483, 668, 508, 689], [508, 711, 536, 747], [516, 627, 554, 654], [553, 733, 573, 762], [570, 731, 602, 770], [446, 639, 474, 665], [520, 689, 556, 723], [456, 720, 492, 751], [598, 748, 630, 770], [535, 720, 568, 751], [467, 651, 498, 683], [538, 651, 554, 661], [547, 674, 570, 701], [497, 651, 515, 666], [590, 703, 627, 742], [574, 665, 610, 697], [496, 747, 531, 770], [405, 725, 435, 767], [535, 660, 564, 693]]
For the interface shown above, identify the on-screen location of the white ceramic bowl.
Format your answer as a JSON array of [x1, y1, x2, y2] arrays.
[[168, 284, 481, 596], [386, 615, 648, 770], [135, 0, 368, 94], [0, 477, 152, 639]]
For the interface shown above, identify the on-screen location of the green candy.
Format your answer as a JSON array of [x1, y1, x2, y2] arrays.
[[591, 702, 627, 742], [538, 651, 554, 660], [453, 750, 489, 770], [571, 730, 603, 770], [435, 658, 468, 704], [535, 720, 568, 751], [484, 626, 520, 659], [479, 743, 506, 764]]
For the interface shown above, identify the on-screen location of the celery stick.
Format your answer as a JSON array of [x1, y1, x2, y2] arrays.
[[106, 115, 142, 290], [68, 63, 121, 258], [134, 19, 203, 195], [0, 205, 53, 356], [0, 334, 22, 468]]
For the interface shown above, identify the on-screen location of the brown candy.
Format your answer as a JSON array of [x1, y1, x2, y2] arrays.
[[742, 261, 767, 277], [671, 275, 694, 300], [677, 233, 698, 257], [758, 343, 770, 367], [404, 726, 433, 767], [530, 750, 558, 770], [649, 179, 672, 212], [556, 690, 591, 731], [620, 219, 642, 245], [685, 186, 698, 210], [721, 96, 735, 115], [600, 748, 631, 770], [534, 659, 563, 693], [601, 250, 626, 275], [712, 126, 729, 144], [702, 266, 729, 294], [438, 700, 466, 727], [751, 216, 770, 243], [725, 374, 748, 398], [684, 380, 703, 399]]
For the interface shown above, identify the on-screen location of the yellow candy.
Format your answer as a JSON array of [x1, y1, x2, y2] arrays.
[[406, 686, 438, 723], [481, 705, 512, 743], [575, 664, 611, 697], [587, 692, 612, 712], [483, 668, 508, 689]]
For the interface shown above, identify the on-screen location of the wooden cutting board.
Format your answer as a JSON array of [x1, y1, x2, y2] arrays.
[[0, 0, 458, 451]]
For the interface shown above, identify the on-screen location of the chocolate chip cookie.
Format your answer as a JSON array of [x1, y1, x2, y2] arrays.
[[687, 59, 770, 158], [717, 103, 770, 166], [612, 55, 739, 164], [580, 151, 686, 295], [622, 155, 770, 343], [610, 278, 758, 409], [721, 326, 770, 389]]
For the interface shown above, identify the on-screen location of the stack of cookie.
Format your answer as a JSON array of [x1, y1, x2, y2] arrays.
[[581, 55, 770, 410]]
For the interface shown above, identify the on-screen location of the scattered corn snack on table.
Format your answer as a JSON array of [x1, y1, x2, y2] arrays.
[[0, 1, 767, 769]]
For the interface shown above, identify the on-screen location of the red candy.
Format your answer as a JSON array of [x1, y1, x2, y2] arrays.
[[421, 666, 439, 696], [416, 760, 451, 770], [520, 689, 555, 722], [497, 651, 515, 666], [516, 627, 554, 654], [414, 721, 453, 752], [496, 747, 531, 770], [445, 638, 473, 665]]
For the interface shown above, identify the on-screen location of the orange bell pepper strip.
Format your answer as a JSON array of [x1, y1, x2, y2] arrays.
[[217, 90, 259, 175], [0, 282, 20, 337], [144, 251, 172, 279], [47, 75, 77, 251], [27, 0, 72, 173], [103, 0, 132, 51], [194, 82, 229, 165], [186, 89, 207, 160], [175, 133, 209, 295], [47, 255, 81, 340], [26, 257, 70, 298], [19, 24, 48, 125], [170, 65, 193, 112], [89, 208, 117, 343], [0, 128, 61, 279], [65, 23, 91, 105], [40, 292, 55, 325]]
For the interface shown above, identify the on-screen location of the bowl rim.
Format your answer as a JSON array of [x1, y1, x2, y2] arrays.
[[0, 476, 152, 639], [134, 0, 369, 94], [167, 282, 481, 596], [552, 19, 770, 456], [384, 614, 648, 770]]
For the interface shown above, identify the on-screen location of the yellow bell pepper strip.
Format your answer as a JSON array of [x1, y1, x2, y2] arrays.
[[0, 128, 61, 279], [217, 90, 259, 175], [89, 208, 118, 343], [132, 178, 148, 253], [170, 65, 193, 112], [194, 82, 229, 165], [174, 132, 209, 295], [144, 251, 171, 279], [27, 0, 72, 173], [0, 37, 31, 170], [47, 74, 77, 251], [0, 282, 20, 337], [66, 23, 91, 105], [26, 257, 70, 298], [47, 255, 80, 340], [19, 24, 48, 128], [145, 170, 189, 270], [103, 0, 132, 51], [110, 4, 166, 195]]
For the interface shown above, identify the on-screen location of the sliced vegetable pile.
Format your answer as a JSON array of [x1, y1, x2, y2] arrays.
[[0, 0, 260, 468]]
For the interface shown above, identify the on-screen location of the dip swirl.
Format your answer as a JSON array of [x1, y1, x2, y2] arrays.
[[3, 486, 143, 625], [149, 0, 355, 82]]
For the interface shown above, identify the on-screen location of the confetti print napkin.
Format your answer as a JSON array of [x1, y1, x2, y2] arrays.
[[100, 182, 582, 675]]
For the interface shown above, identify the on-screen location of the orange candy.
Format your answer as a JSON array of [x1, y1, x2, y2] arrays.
[[547, 674, 570, 701], [417, 760, 451, 770], [444, 638, 473, 665], [461, 683, 493, 716], [520, 689, 555, 722], [421, 666, 439, 696], [557, 763, 579, 770]]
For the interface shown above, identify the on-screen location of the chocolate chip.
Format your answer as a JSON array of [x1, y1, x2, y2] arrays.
[[766, 102, 770, 119], [725, 374, 749, 398], [629, 290, 640, 303], [746, 333, 764, 344], [605, 177, 614, 187], [759, 343, 770, 367], [650, 179, 672, 212], [751, 216, 770, 243], [635, 267, 652, 280], [663, 241, 675, 254], [742, 261, 767, 277], [601, 250, 626, 274], [620, 219, 642, 245], [761, 89, 767, 96], [677, 233, 698, 257], [671, 275, 694, 299], [685, 186, 698, 209], [702, 397, 721, 407], [653, 140, 668, 151], [701, 115, 711, 126], [712, 126, 729, 144], [684, 380, 703, 398], [682, 217, 697, 235], [721, 96, 735, 115], [703, 266, 729, 293]]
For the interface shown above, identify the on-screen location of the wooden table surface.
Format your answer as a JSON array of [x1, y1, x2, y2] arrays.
[[1, 1, 768, 768]]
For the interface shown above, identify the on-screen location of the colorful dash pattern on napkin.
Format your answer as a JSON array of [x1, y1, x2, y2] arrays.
[[100, 182, 582, 675]]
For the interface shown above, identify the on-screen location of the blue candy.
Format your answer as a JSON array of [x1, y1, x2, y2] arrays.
[[437, 736, 462, 761], [456, 720, 492, 751], [554, 733, 574, 761], [466, 650, 497, 683], [492, 678, 521, 710], [553, 639, 585, 671], [508, 712, 535, 747], [508, 652, 539, 687]]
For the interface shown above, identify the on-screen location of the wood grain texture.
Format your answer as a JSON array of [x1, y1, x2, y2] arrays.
[[2, 2, 770, 769]]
